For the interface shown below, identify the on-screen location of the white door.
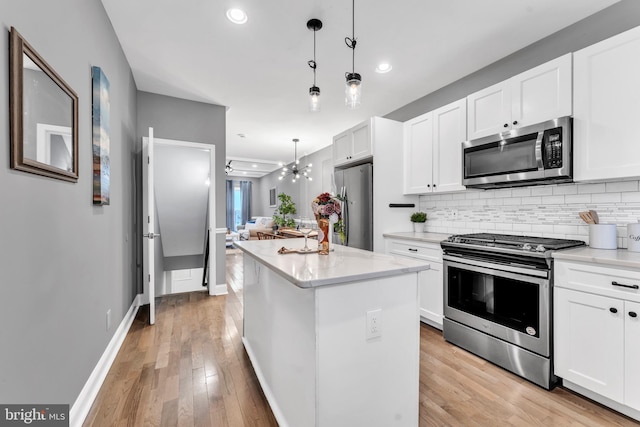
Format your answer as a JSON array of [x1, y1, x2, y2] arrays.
[[510, 53, 572, 127], [625, 300, 640, 410], [466, 80, 510, 139], [351, 120, 371, 161], [573, 25, 640, 181], [403, 112, 433, 194], [142, 128, 157, 325], [554, 288, 624, 402], [433, 98, 467, 193]]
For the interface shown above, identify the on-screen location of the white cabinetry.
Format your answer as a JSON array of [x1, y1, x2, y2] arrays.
[[386, 238, 443, 329], [573, 26, 640, 182], [403, 99, 466, 195], [554, 259, 640, 421], [467, 53, 572, 139], [332, 120, 372, 167]]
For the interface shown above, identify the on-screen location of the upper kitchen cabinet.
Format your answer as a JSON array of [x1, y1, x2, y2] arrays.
[[332, 120, 372, 167], [574, 26, 640, 182], [467, 53, 572, 140], [403, 99, 466, 194]]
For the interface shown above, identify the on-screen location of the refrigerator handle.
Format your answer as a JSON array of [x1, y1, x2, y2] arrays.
[[343, 188, 349, 246]]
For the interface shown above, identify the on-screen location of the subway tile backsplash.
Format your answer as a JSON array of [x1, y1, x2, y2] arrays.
[[419, 180, 640, 248]]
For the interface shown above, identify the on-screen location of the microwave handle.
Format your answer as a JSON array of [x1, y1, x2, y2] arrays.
[[535, 131, 544, 170]]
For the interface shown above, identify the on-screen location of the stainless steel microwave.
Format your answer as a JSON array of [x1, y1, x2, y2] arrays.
[[462, 116, 572, 189]]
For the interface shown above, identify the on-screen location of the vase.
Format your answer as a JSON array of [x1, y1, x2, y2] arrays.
[[317, 218, 330, 255], [412, 222, 425, 233]]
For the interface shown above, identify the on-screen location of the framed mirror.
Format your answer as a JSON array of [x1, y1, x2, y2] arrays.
[[10, 27, 79, 182]]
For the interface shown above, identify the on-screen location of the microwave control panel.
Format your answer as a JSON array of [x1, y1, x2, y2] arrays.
[[543, 128, 563, 169]]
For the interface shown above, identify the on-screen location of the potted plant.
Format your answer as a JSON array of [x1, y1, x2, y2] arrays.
[[410, 211, 427, 233], [273, 193, 297, 229]]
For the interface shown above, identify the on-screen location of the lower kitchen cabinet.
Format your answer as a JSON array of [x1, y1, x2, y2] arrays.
[[554, 258, 640, 421], [385, 237, 443, 329]]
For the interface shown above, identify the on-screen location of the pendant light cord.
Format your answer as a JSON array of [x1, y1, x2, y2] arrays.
[[308, 27, 317, 86], [345, 0, 356, 73]]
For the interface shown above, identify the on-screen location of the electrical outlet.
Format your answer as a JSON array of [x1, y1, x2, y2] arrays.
[[366, 309, 382, 340], [106, 309, 111, 331], [451, 209, 458, 219]]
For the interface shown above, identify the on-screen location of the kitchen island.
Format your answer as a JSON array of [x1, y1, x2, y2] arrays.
[[235, 239, 429, 427]]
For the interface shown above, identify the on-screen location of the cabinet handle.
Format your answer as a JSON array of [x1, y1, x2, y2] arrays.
[[408, 248, 418, 252], [612, 281, 639, 289], [610, 307, 618, 314], [427, 184, 431, 187], [433, 184, 437, 188], [630, 312, 638, 318], [503, 123, 509, 128], [513, 120, 518, 125]]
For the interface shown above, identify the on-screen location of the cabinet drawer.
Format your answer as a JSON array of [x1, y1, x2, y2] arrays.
[[388, 240, 442, 263], [555, 260, 640, 302]]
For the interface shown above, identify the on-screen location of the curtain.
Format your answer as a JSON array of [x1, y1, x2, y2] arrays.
[[240, 180, 252, 227], [226, 179, 234, 231]]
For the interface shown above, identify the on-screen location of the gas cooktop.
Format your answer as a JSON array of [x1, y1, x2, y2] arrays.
[[442, 233, 585, 255]]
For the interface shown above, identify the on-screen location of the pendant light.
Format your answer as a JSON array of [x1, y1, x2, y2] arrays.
[[345, 0, 361, 109], [307, 19, 323, 112], [279, 139, 312, 183]]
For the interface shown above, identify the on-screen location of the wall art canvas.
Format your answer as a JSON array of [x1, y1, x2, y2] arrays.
[[92, 66, 110, 205]]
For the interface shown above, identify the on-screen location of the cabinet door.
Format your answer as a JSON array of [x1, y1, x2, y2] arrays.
[[333, 131, 352, 167], [403, 113, 433, 194], [625, 300, 640, 410], [351, 121, 371, 161], [511, 53, 572, 127], [574, 26, 640, 182], [466, 81, 510, 139], [554, 288, 624, 402], [419, 264, 443, 329], [433, 99, 466, 193]]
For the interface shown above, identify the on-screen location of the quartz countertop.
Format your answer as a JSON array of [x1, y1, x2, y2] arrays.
[[235, 239, 429, 288], [382, 231, 451, 244], [553, 246, 640, 269]]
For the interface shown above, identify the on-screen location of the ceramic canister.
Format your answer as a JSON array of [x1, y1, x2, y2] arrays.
[[628, 221, 640, 253]]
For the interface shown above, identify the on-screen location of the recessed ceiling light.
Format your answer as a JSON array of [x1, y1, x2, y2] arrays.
[[252, 164, 257, 168], [375, 62, 392, 73], [226, 8, 247, 24]]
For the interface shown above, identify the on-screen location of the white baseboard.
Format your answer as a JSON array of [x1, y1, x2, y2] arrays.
[[69, 294, 143, 427], [562, 380, 640, 422], [212, 282, 228, 296]]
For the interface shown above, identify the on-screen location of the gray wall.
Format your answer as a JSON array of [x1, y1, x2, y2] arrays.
[[386, 0, 640, 122], [136, 91, 227, 288], [0, 0, 137, 405]]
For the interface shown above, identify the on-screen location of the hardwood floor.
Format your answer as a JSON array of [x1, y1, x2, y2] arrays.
[[84, 250, 639, 426]]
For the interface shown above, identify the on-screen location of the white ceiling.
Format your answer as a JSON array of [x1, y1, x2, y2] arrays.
[[101, 0, 617, 172]]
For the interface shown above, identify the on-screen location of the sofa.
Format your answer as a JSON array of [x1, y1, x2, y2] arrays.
[[238, 216, 275, 240]]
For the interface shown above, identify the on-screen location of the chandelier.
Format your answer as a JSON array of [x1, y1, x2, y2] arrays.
[[279, 139, 312, 183], [225, 160, 233, 175]]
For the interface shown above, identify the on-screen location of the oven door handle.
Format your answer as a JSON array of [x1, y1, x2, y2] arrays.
[[535, 131, 545, 170], [443, 254, 549, 281]]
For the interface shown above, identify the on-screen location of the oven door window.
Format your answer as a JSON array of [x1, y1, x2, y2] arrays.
[[465, 132, 539, 178], [447, 266, 540, 337]]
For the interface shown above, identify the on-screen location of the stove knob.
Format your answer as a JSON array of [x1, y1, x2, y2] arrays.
[[536, 244, 546, 252], [522, 243, 532, 251]]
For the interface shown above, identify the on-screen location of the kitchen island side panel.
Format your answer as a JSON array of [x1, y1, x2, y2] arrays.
[[242, 256, 317, 427], [316, 274, 420, 427]]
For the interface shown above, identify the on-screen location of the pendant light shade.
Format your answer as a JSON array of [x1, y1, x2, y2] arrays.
[[345, 0, 361, 109], [307, 19, 322, 112]]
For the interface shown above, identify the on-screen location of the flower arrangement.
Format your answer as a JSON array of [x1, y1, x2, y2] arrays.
[[410, 211, 427, 223], [312, 192, 342, 222]]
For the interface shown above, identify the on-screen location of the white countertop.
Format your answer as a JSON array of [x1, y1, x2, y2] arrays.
[[235, 239, 430, 288], [382, 231, 451, 244], [553, 246, 640, 269]]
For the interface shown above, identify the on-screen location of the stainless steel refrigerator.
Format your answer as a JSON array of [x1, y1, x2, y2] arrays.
[[334, 163, 373, 251]]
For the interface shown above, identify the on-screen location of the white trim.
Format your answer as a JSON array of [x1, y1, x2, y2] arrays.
[[214, 283, 229, 295], [562, 380, 640, 422], [242, 337, 289, 427], [215, 227, 228, 234], [69, 294, 143, 427]]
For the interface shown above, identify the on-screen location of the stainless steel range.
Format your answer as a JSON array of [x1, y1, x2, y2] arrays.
[[440, 233, 585, 389]]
